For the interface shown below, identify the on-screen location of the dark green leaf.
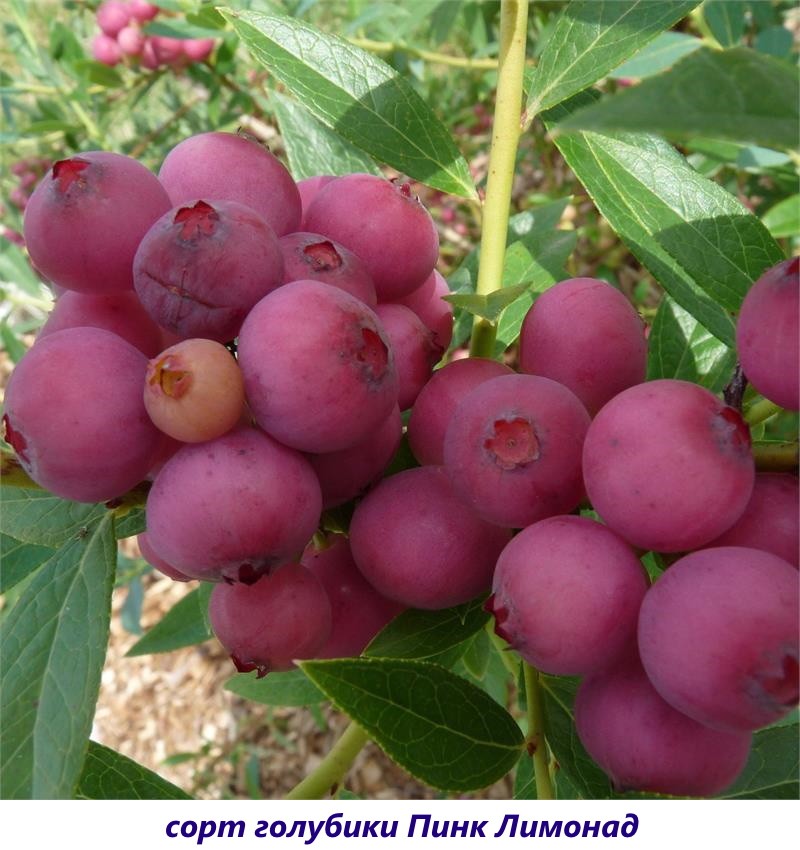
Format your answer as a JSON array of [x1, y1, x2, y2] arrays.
[[75, 742, 191, 800], [610, 31, 703, 79], [647, 296, 735, 391], [762, 195, 800, 240], [126, 584, 214, 657], [526, 0, 699, 114], [703, 0, 746, 47], [0, 323, 27, 363], [460, 629, 491, 680], [720, 723, 799, 799], [545, 93, 783, 346], [556, 48, 799, 152], [514, 754, 537, 799], [0, 534, 54, 594], [219, 9, 475, 198], [302, 657, 524, 792], [0, 514, 116, 798], [271, 91, 380, 179], [0, 486, 105, 549], [366, 596, 490, 661], [540, 675, 614, 799], [225, 667, 325, 707]]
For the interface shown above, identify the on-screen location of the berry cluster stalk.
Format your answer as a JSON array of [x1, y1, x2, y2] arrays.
[[468, 0, 530, 358]]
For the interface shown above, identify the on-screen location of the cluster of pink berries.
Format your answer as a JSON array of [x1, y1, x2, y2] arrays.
[[3, 130, 798, 799], [91, 1, 215, 69]]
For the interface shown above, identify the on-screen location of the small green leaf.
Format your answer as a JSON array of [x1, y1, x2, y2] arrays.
[[762, 195, 800, 240], [302, 657, 524, 792], [225, 667, 325, 707], [1, 514, 116, 799], [496, 229, 577, 347], [540, 675, 614, 799], [271, 91, 380, 180], [610, 31, 703, 79], [445, 284, 531, 324], [647, 296, 735, 392], [526, 0, 699, 114], [75, 742, 191, 800], [703, 0, 747, 47], [556, 48, 799, 152], [365, 596, 489, 661], [720, 723, 799, 799], [126, 584, 214, 657], [0, 486, 105, 548], [219, 9, 475, 198], [0, 534, 54, 594]]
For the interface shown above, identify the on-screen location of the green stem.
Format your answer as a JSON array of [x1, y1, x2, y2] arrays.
[[468, 0, 529, 358], [753, 441, 799, 473], [523, 663, 554, 800], [744, 398, 782, 426], [284, 722, 369, 800], [348, 37, 500, 69]]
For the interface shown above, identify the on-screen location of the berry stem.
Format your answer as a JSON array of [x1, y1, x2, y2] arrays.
[[753, 441, 799, 472], [523, 662, 555, 800], [744, 398, 782, 427], [284, 721, 370, 799], [468, 0, 530, 358]]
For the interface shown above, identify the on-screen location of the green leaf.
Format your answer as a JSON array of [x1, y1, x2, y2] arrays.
[[302, 657, 523, 792], [0, 322, 27, 363], [0, 534, 54, 594], [0, 514, 116, 798], [754, 26, 793, 60], [720, 723, 799, 799], [113, 506, 146, 540], [126, 583, 214, 657], [545, 93, 783, 346], [526, 0, 699, 114], [0, 239, 44, 295], [0, 486, 105, 548], [270, 91, 380, 180], [75, 742, 191, 800], [610, 31, 703, 79], [513, 754, 537, 799], [448, 199, 576, 351], [365, 596, 490, 661], [540, 675, 614, 799], [219, 9, 475, 198], [496, 229, 577, 347], [762, 195, 800, 240], [647, 296, 735, 392], [225, 667, 325, 707], [703, 0, 746, 47], [445, 283, 531, 323], [556, 48, 799, 152]]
